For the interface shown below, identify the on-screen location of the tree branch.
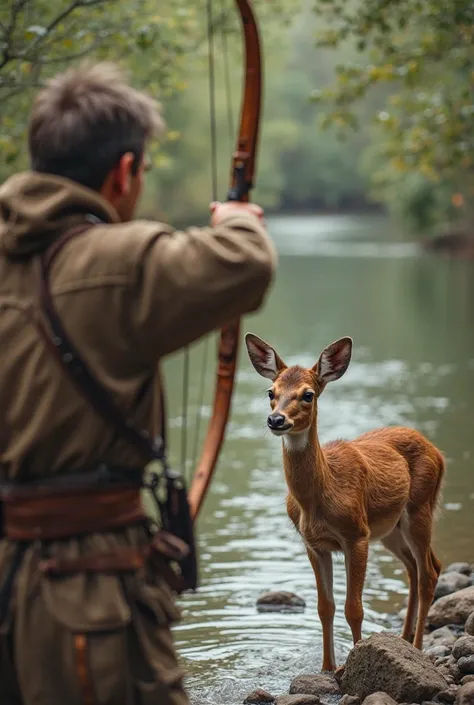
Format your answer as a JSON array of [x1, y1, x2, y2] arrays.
[[0, 0, 29, 69]]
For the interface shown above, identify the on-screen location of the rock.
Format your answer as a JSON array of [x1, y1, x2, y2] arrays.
[[361, 694, 398, 705], [334, 665, 346, 683], [436, 686, 460, 703], [465, 613, 474, 637], [275, 696, 320, 705], [460, 677, 474, 686], [458, 657, 474, 675], [437, 665, 451, 679], [425, 627, 458, 649], [427, 645, 453, 660], [435, 657, 452, 668], [455, 682, 474, 705], [340, 696, 360, 705], [341, 632, 448, 702], [453, 638, 474, 661], [289, 675, 340, 697], [445, 565, 472, 577], [244, 689, 276, 704], [436, 575, 472, 601], [256, 592, 306, 613], [445, 657, 463, 683], [428, 588, 474, 629]]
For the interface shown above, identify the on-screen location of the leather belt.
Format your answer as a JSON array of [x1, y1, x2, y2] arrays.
[[1, 485, 146, 541]]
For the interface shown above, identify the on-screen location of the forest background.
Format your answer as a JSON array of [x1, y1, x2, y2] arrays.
[[1, 0, 473, 238]]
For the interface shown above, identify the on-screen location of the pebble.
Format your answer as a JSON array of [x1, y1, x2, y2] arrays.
[[445, 564, 472, 577], [275, 696, 320, 705], [244, 689, 276, 704], [458, 657, 474, 675], [256, 592, 306, 613]]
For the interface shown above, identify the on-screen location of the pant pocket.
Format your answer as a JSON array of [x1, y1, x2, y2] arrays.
[[134, 678, 188, 705], [126, 616, 188, 705]]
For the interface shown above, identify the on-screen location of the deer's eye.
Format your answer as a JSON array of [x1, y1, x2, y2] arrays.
[[302, 390, 314, 403], [268, 389, 275, 401]]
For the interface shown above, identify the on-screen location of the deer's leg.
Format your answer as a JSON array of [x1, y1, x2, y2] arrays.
[[430, 549, 442, 579], [343, 538, 369, 646], [381, 526, 418, 643], [306, 548, 336, 672], [402, 507, 438, 650]]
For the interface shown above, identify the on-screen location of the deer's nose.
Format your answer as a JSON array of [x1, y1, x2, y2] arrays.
[[267, 413, 286, 430]]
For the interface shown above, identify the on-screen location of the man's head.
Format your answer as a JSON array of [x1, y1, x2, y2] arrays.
[[28, 62, 164, 221]]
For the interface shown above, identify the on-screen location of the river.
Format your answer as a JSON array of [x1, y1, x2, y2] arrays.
[[161, 214, 474, 704]]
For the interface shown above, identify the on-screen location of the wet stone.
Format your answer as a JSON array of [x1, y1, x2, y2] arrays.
[[435, 575, 472, 602], [465, 613, 474, 638], [436, 686, 460, 703], [256, 592, 306, 613], [444, 565, 473, 577], [455, 682, 474, 705], [244, 689, 276, 704], [458, 657, 474, 675], [428, 587, 474, 630], [275, 696, 321, 705], [361, 693, 398, 705], [289, 675, 340, 698], [427, 645, 453, 661], [340, 696, 360, 705], [453, 638, 474, 661], [341, 632, 448, 702], [460, 677, 474, 686], [425, 627, 458, 650]]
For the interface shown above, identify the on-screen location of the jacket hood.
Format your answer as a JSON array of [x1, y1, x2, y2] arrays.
[[0, 171, 119, 257]]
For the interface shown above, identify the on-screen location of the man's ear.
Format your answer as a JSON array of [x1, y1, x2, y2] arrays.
[[313, 337, 352, 385], [245, 333, 287, 381], [115, 152, 135, 195]]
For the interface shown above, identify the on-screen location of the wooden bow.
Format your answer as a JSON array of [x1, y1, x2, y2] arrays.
[[188, 0, 263, 520]]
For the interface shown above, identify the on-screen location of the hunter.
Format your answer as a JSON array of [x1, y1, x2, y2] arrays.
[[0, 62, 276, 705]]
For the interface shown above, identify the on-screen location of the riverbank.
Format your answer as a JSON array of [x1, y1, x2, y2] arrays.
[[423, 232, 474, 259], [243, 562, 474, 705]]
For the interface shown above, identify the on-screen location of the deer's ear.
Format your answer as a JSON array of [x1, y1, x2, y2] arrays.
[[245, 333, 286, 381], [313, 336, 352, 384]]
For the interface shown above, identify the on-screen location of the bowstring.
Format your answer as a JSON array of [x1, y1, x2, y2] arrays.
[[186, 0, 235, 478], [189, 0, 219, 476]]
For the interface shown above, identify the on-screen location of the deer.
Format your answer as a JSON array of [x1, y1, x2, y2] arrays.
[[245, 333, 445, 672]]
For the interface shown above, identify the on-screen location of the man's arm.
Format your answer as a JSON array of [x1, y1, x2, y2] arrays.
[[129, 205, 277, 361]]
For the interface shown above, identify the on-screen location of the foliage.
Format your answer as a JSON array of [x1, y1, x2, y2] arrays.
[[141, 2, 374, 223], [312, 0, 474, 232], [1, 0, 375, 223], [0, 0, 294, 175]]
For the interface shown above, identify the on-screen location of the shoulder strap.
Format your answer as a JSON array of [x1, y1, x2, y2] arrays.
[[35, 223, 166, 465]]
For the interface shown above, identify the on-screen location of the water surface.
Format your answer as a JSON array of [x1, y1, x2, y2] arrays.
[[162, 214, 474, 703]]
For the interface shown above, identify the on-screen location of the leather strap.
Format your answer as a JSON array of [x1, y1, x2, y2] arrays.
[[35, 223, 165, 464], [39, 548, 147, 576], [38, 531, 189, 593], [2, 486, 146, 541]]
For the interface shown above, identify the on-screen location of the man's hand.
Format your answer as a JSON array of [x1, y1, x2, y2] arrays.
[[210, 201, 264, 227]]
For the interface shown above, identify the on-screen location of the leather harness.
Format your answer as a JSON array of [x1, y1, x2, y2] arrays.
[[0, 219, 197, 601]]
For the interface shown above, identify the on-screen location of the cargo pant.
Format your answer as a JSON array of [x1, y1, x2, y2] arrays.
[[0, 531, 189, 705]]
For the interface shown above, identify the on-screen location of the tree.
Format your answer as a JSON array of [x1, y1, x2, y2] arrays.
[[0, 0, 295, 177], [312, 0, 474, 232]]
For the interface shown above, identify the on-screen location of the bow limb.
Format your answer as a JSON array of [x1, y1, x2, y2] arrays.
[[188, 0, 263, 520]]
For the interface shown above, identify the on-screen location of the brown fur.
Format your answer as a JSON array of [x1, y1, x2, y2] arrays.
[[246, 334, 445, 672]]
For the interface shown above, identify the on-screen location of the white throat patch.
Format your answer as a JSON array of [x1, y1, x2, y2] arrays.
[[283, 430, 309, 453]]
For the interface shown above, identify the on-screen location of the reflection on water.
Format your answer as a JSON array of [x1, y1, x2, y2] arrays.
[[162, 214, 474, 704]]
